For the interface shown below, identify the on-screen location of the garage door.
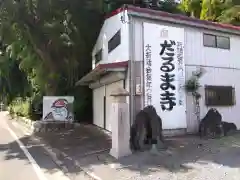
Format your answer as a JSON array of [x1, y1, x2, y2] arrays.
[[105, 80, 124, 132], [93, 86, 105, 129]]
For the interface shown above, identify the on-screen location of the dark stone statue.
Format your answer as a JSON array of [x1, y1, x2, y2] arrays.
[[198, 108, 223, 139], [130, 105, 164, 152], [222, 121, 237, 136]]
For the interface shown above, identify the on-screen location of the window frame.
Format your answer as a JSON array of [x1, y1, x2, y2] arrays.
[[203, 33, 217, 48], [216, 35, 230, 49], [108, 29, 121, 53], [205, 85, 235, 106], [203, 33, 230, 50], [95, 48, 102, 64]]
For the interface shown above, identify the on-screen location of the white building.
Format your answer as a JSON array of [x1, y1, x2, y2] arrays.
[[77, 5, 240, 135]]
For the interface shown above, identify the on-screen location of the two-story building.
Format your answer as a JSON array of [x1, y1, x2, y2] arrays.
[[76, 5, 240, 135]]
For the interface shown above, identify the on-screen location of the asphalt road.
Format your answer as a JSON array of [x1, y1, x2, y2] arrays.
[[0, 113, 70, 180]]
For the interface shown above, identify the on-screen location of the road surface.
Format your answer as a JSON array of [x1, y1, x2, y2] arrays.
[[0, 113, 70, 180]]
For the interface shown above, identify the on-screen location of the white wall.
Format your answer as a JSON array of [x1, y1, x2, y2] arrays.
[[184, 27, 240, 131], [132, 16, 240, 131], [186, 66, 240, 130], [92, 10, 130, 69], [132, 17, 240, 68], [185, 28, 240, 68]]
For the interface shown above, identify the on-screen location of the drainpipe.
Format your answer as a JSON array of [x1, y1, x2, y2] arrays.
[[129, 15, 135, 126]]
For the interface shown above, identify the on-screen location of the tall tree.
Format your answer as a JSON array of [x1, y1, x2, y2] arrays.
[[0, 0, 103, 95], [201, 0, 229, 21], [180, 0, 202, 18], [218, 0, 240, 25], [0, 41, 31, 104]]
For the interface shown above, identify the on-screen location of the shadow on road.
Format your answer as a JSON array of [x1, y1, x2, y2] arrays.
[[1, 123, 240, 177], [0, 134, 71, 175]]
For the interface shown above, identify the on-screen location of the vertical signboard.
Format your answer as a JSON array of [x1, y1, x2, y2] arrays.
[[143, 22, 186, 129]]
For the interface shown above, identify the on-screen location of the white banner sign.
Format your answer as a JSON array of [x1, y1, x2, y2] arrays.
[[143, 22, 186, 129]]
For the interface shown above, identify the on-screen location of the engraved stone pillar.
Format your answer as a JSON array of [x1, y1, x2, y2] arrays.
[[109, 87, 132, 159]]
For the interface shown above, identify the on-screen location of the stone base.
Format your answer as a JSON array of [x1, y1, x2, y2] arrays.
[[163, 128, 187, 137], [33, 121, 78, 133], [110, 147, 132, 159]]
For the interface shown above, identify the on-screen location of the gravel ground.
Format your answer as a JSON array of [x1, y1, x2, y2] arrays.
[[125, 134, 240, 180], [75, 134, 240, 180]]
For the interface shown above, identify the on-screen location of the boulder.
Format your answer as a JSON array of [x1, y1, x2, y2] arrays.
[[199, 108, 223, 139], [130, 105, 165, 152], [222, 121, 237, 136]]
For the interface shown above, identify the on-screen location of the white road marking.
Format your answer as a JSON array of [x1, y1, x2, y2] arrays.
[[10, 121, 71, 180], [5, 125, 48, 180]]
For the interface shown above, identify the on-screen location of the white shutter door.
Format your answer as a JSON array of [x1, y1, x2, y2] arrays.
[[93, 86, 105, 128]]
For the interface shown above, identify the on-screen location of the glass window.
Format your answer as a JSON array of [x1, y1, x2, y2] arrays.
[[203, 34, 216, 47], [205, 85, 235, 106], [95, 49, 102, 64], [216, 36, 230, 49], [203, 33, 230, 50], [108, 30, 121, 53]]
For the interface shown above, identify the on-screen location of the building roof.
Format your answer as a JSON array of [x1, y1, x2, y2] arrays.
[[76, 61, 129, 86], [105, 5, 240, 35]]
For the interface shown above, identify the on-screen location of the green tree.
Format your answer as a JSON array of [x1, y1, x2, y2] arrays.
[[0, 0, 103, 96], [0, 0, 104, 120], [179, 0, 202, 18], [180, 0, 240, 25], [0, 41, 31, 104], [218, 0, 240, 25]]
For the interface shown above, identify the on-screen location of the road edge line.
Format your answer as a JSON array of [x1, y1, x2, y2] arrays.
[[10, 117, 103, 180], [5, 124, 48, 180]]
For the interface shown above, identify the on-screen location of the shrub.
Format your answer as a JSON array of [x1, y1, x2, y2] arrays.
[[9, 97, 30, 118]]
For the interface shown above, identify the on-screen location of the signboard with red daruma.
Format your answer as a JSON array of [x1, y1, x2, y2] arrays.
[[43, 96, 74, 122]]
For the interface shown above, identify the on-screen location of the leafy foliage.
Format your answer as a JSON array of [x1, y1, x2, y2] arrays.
[[180, 0, 240, 24], [0, 0, 103, 120], [9, 97, 30, 118], [179, 0, 202, 17]]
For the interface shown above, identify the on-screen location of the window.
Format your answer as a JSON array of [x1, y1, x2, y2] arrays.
[[203, 33, 230, 49], [108, 30, 121, 53], [216, 36, 230, 49], [205, 85, 235, 106], [95, 49, 102, 64], [203, 34, 216, 47]]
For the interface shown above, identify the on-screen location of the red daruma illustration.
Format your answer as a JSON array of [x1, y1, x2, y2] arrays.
[[44, 98, 73, 121]]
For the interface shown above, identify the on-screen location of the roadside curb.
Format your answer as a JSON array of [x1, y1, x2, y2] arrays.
[[7, 113, 102, 180], [8, 113, 81, 133], [10, 115, 35, 131], [33, 133, 103, 180]]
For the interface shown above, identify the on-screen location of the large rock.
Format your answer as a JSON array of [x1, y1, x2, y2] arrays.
[[130, 105, 165, 152], [199, 108, 223, 139], [222, 121, 237, 136], [33, 121, 75, 133]]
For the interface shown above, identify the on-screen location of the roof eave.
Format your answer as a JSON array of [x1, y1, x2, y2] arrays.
[[128, 10, 240, 36], [75, 61, 129, 86]]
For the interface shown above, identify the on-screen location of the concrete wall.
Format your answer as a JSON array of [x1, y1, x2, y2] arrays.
[[92, 10, 130, 69]]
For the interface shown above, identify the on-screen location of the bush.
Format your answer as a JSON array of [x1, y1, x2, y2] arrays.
[[28, 93, 43, 121], [9, 97, 30, 118], [9, 106, 15, 118], [64, 86, 92, 123]]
